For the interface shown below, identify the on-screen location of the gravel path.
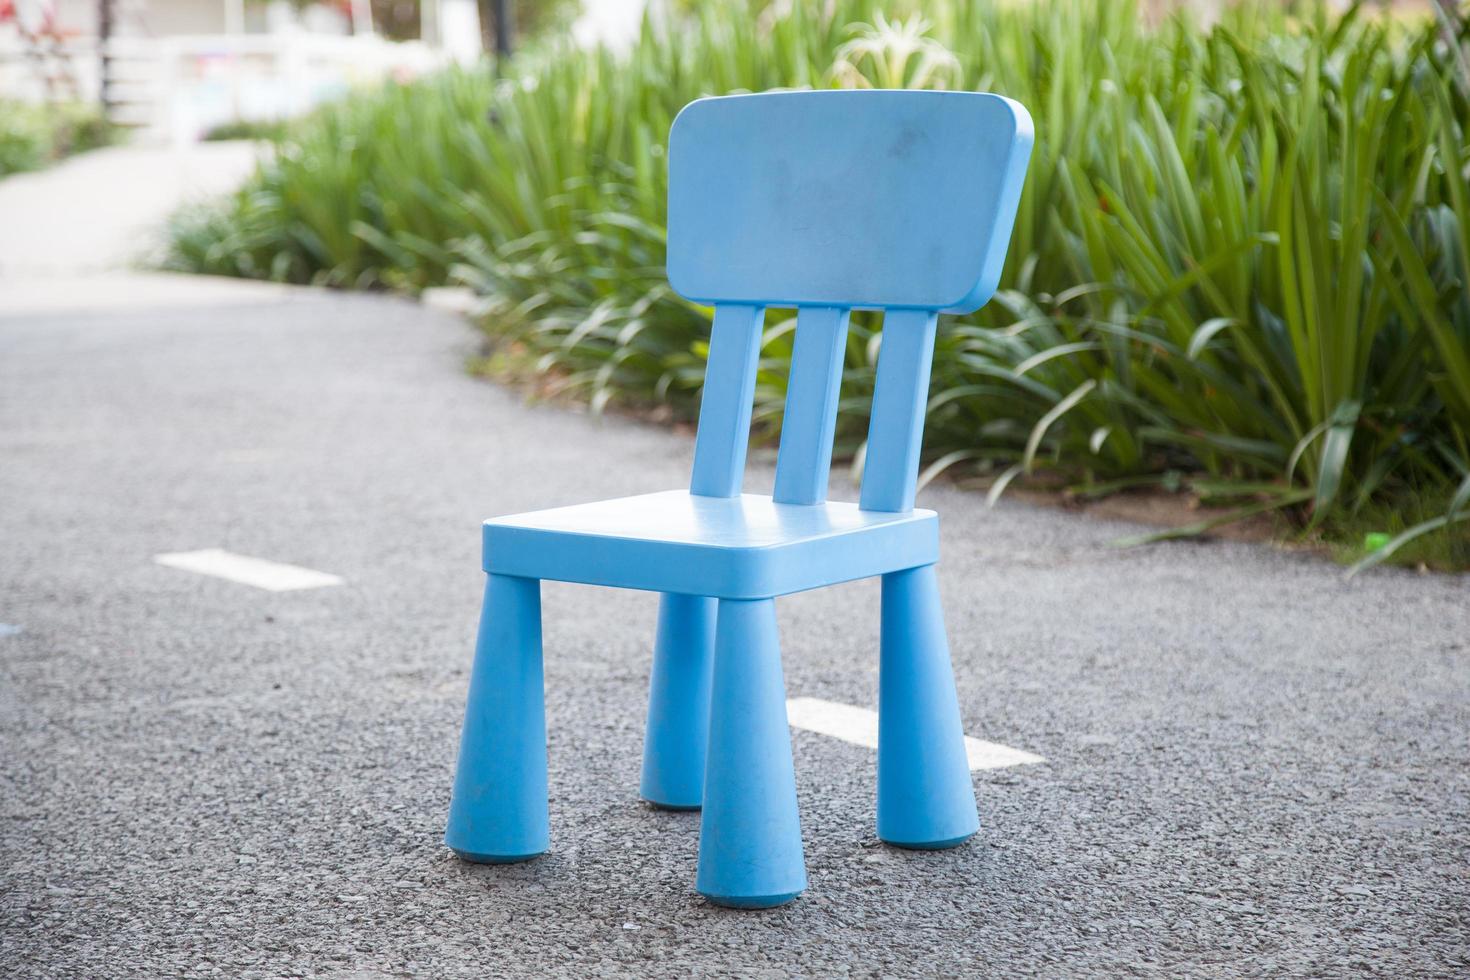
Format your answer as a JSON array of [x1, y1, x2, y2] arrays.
[[1, 280, 1467, 977]]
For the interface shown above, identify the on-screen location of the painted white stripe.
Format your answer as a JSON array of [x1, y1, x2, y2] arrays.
[[154, 549, 342, 592], [786, 696, 1045, 771]]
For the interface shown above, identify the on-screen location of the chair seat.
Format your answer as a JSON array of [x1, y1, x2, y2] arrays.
[[483, 490, 938, 599]]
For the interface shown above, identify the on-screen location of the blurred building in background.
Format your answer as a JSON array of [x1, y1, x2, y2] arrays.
[[0, 0, 484, 141]]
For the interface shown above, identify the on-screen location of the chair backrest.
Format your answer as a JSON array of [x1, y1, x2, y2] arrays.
[[667, 90, 1032, 512]]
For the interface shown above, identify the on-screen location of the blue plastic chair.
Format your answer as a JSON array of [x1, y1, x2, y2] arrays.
[[446, 90, 1033, 909]]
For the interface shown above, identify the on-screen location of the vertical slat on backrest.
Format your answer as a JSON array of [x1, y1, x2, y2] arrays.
[[689, 304, 766, 498], [773, 306, 851, 506], [859, 309, 940, 513]]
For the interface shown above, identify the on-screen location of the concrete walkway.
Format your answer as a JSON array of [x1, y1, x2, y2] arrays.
[[0, 141, 260, 282], [1, 151, 1468, 977]]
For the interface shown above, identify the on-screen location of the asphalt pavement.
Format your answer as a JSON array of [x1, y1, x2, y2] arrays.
[[1, 276, 1467, 978]]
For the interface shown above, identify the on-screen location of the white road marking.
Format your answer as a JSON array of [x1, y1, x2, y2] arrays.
[[154, 549, 342, 592], [786, 696, 1045, 771]]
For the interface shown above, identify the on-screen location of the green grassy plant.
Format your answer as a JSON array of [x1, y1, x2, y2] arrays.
[[201, 117, 292, 142], [0, 100, 116, 177], [164, 0, 1470, 569]]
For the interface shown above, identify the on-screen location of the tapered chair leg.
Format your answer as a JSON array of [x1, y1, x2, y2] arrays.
[[640, 592, 717, 810], [696, 598, 806, 909], [445, 573, 549, 863], [877, 564, 979, 849]]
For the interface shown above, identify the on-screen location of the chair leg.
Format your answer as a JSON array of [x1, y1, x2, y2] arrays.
[[640, 593, 716, 810], [445, 573, 548, 863], [877, 564, 979, 849], [696, 598, 806, 909]]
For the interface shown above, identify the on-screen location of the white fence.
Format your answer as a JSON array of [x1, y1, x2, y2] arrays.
[[0, 32, 446, 142]]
